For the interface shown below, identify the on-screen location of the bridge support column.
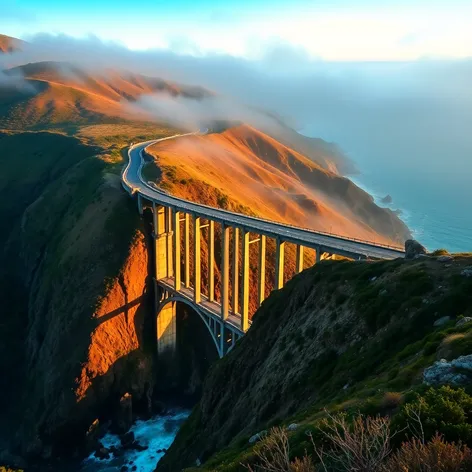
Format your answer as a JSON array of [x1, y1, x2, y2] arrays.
[[241, 230, 250, 332], [316, 246, 321, 264], [156, 283, 177, 359], [173, 210, 181, 291], [296, 245, 304, 274], [194, 215, 201, 303], [156, 300, 177, 358], [208, 219, 215, 302], [275, 238, 285, 289], [153, 204, 170, 280], [184, 213, 190, 287], [258, 234, 266, 306], [232, 227, 240, 314], [166, 207, 173, 278], [221, 224, 230, 320]]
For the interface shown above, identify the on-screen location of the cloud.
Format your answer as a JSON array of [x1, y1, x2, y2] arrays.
[[1, 33, 472, 183]]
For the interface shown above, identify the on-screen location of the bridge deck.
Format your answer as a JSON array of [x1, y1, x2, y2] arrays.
[[123, 139, 406, 262]]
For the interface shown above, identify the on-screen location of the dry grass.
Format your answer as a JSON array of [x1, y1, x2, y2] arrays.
[[313, 412, 392, 472], [244, 427, 314, 472], [383, 434, 472, 472], [381, 392, 404, 410]]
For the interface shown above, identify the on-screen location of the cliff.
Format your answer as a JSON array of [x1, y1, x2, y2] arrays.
[[157, 253, 472, 471], [0, 130, 156, 458]]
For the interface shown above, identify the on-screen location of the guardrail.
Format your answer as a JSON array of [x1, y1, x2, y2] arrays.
[[123, 137, 405, 255]]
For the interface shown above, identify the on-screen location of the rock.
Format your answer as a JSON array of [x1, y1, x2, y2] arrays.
[[95, 446, 110, 460], [451, 355, 472, 372], [461, 267, 472, 277], [437, 255, 453, 263], [370, 276, 377, 282], [132, 441, 148, 451], [343, 383, 349, 390], [132, 466, 137, 471], [120, 431, 135, 448], [249, 430, 267, 444], [287, 423, 299, 431], [115, 393, 133, 434], [456, 317, 472, 327], [380, 289, 388, 296], [423, 356, 472, 386], [434, 316, 451, 327], [405, 239, 427, 259], [121, 467, 129, 472], [381, 194, 393, 204], [85, 418, 101, 453], [195, 458, 202, 466]]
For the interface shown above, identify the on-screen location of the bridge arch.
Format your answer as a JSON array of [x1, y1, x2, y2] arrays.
[[156, 293, 225, 358]]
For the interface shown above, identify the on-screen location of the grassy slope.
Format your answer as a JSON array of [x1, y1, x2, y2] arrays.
[[157, 254, 472, 471]]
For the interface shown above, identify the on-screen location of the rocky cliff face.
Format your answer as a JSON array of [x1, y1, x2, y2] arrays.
[[0, 132, 155, 458], [157, 254, 472, 471]]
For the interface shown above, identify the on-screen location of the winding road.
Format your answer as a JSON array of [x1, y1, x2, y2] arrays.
[[122, 134, 405, 261]]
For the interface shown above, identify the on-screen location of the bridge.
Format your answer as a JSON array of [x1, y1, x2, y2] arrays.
[[122, 134, 405, 358]]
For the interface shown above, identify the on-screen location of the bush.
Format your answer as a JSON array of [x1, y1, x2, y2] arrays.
[[383, 434, 472, 472], [393, 386, 472, 446]]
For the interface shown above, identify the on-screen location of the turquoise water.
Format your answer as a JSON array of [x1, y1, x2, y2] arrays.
[[303, 126, 472, 253], [81, 410, 189, 472]]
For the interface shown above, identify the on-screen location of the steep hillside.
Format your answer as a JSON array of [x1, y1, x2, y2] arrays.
[[146, 124, 410, 246], [158, 254, 472, 471], [0, 129, 163, 460], [0, 61, 209, 130], [0, 34, 24, 53]]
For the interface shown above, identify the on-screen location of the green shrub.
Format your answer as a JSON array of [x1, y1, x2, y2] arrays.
[[393, 386, 472, 446]]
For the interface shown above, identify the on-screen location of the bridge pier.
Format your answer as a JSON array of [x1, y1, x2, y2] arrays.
[[258, 235, 266, 306], [232, 227, 240, 314], [221, 224, 230, 320], [275, 238, 285, 289], [155, 286, 177, 358]]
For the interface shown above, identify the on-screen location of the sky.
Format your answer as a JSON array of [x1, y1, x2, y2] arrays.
[[2, 0, 472, 60]]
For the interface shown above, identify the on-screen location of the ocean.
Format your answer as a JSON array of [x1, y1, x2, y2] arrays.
[[303, 126, 472, 253]]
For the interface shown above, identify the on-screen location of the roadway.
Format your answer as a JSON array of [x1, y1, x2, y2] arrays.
[[122, 135, 405, 260]]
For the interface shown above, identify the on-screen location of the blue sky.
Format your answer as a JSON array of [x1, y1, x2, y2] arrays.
[[2, 0, 472, 60]]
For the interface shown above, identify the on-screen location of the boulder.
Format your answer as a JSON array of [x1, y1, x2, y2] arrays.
[[120, 431, 135, 448], [381, 194, 393, 204], [423, 356, 472, 386], [405, 239, 427, 259], [461, 267, 472, 278], [287, 423, 299, 431], [249, 430, 267, 444], [456, 317, 472, 327], [132, 441, 148, 451], [437, 255, 453, 263], [451, 355, 472, 372], [115, 393, 133, 434], [433, 316, 451, 327], [95, 445, 110, 460]]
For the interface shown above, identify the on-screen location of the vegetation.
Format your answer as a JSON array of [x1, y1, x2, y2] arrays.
[[157, 254, 472, 472], [240, 417, 472, 472]]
